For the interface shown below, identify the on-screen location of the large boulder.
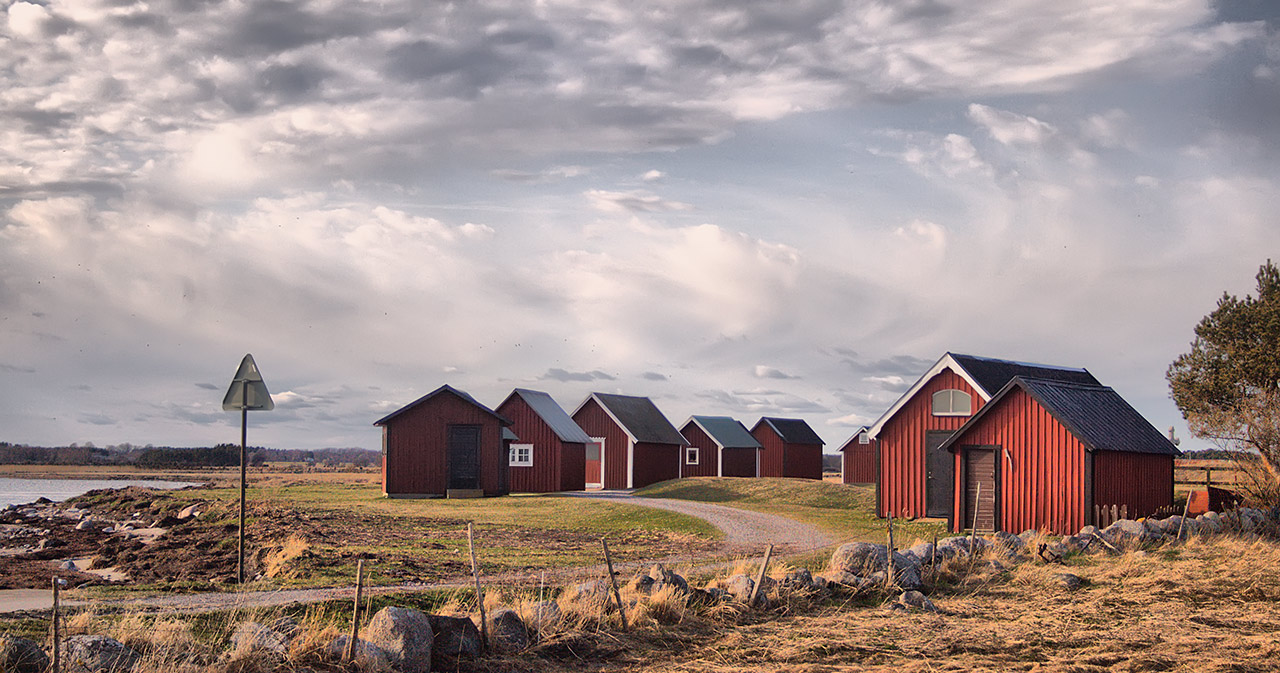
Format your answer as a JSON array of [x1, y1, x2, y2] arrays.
[[907, 542, 935, 564], [830, 542, 888, 574], [782, 568, 814, 590], [364, 607, 433, 673], [62, 635, 139, 673], [426, 615, 482, 668], [526, 600, 562, 635], [895, 590, 938, 613], [0, 635, 49, 673], [650, 564, 690, 595], [486, 609, 529, 653], [1101, 519, 1147, 547], [724, 574, 756, 602], [1054, 573, 1087, 591], [826, 571, 875, 592]]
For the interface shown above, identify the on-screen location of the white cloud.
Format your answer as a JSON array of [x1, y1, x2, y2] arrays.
[[968, 104, 1056, 146], [585, 189, 693, 213]]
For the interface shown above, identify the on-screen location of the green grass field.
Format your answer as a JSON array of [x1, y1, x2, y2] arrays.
[[635, 477, 946, 546]]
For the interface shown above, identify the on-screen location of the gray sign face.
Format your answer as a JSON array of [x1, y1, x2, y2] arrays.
[[222, 354, 275, 411]]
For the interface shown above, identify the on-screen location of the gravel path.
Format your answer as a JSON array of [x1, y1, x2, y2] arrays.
[[565, 490, 837, 553]]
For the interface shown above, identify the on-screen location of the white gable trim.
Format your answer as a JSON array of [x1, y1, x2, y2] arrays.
[[572, 393, 640, 444], [866, 353, 991, 440], [684, 416, 728, 450]]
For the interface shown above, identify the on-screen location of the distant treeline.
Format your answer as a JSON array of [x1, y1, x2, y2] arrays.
[[0, 441, 377, 467], [1178, 449, 1259, 461]]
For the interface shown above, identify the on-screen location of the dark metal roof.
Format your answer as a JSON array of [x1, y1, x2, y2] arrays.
[[592, 393, 688, 445], [950, 353, 1099, 397], [942, 377, 1180, 456], [373, 384, 512, 427], [509, 388, 593, 443], [686, 416, 763, 449], [755, 417, 824, 445]]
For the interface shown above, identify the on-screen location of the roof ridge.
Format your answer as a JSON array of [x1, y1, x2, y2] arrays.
[[950, 352, 1089, 373]]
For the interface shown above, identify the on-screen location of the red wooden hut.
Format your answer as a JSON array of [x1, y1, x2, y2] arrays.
[[941, 377, 1179, 534], [679, 416, 763, 478], [837, 426, 876, 484], [496, 388, 592, 493], [751, 417, 824, 480], [375, 384, 513, 498], [868, 353, 1099, 519], [571, 393, 687, 489]]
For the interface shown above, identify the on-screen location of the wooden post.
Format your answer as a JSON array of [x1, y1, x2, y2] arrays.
[[51, 576, 60, 673], [1176, 492, 1192, 539], [599, 537, 627, 631], [345, 559, 364, 661], [930, 530, 938, 581], [885, 516, 895, 590], [748, 544, 774, 606], [467, 523, 489, 650]]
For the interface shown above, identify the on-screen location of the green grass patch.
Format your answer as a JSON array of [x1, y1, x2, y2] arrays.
[[635, 477, 946, 544]]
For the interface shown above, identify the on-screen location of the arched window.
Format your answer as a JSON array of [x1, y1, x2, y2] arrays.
[[932, 389, 972, 416]]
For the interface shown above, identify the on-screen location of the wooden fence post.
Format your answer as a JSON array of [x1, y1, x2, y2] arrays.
[[1176, 493, 1192, 540], [885, 516, 895, 590], [345, 559, 364, 661], [467, 523, 489, 651], [748, 544, 773, 606], [599, 537, 627, 630], [51, 576, 60, 673], [930, 530, 938, 582]]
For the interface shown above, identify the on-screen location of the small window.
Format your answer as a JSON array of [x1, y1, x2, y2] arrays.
[[932, 389, 973, 416], [685, 446, 699, 465], [586, 442, 601, 461], [858, 431, 870, 445], [509, 443, 533, 467]]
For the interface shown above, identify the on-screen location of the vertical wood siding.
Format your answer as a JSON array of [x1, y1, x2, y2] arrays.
[[382, 392, 508, 497], [679, 423, 723, 478], [632, 442, 680, 487], [572, 399, 632, 489], [947, 388, 1087, 534], [721, 448, 758, 477], [841, 438, 876, 484], [879, 370, 984, 518], [752, 425, 785, 477], [783, 443, 823, 480], [497, 395, 586, 493], [1093, 451, 1174, 519]]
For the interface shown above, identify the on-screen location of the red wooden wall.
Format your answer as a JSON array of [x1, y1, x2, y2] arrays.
[[572, 398, 631, 489], [1093, 450, 1174, 520], [381, 393, 508, 497], [878, 369, 984, 517], [753, 424, 785, 477], [721, 448, 757, 477], [679, 423, 722, 478], [947, 388, 1087, 534], [497, 395, 586, 493], [633, 442, 680, 488], [841, 437, 876, 484], [785, 443, 823, 479]]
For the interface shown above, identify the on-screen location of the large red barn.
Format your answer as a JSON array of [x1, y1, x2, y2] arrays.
[[942, 377, 1179, 534], [375, 385, 513, 498], [679, 416, 763, 478], [572, 393, 687, 489], [751, 417, 824, 480], [496, 388, 591, 493], [837, 426, 876, 484], [868, 353, 1099, 519]]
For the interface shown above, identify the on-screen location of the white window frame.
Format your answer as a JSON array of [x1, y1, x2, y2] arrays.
[[509, 443, 533, 467], [931, 389, 973, 417], [685, 446, 699, 465]]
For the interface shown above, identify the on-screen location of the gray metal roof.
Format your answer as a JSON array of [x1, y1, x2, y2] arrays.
[[502, 427, 519, 441], [686, 416, 762, 449], [373, 384, 511, 427], [950, 353, 1099, 397], [756, 417, 825, 445], [942, 377, 1181, 456], [509, 388, 594, 443], [592, 393, 688, 445]]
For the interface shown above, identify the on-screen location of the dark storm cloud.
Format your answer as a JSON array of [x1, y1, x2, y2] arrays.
[[212, 0, 383, 57], [641, 371, 668, 381]]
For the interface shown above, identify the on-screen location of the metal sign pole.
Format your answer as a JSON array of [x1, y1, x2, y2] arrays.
[[222, 354, 273, 586], [239, 383, 248, 585]]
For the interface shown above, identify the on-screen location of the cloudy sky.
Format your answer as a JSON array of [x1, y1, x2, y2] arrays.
[[2, 0, 1278, 453]]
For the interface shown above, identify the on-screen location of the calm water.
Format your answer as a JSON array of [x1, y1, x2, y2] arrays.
[[0, 477, 199, 507]]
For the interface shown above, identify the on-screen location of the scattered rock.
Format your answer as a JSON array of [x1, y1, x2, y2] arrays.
[[61, 635, 139, 673], [650, 563, 690, 595], [487, 608, 530, 653], [1053, 573, 1087, 591], [782, 567, 814, 589], [725, 574, 756, 602], [426, 615, 482, 669], [907, 542, 935, 564], [830, 542, 888, 574], [230, 621, 288, 656], [267, 615, 300, 642], [364, 607, 433, 673], [0, 635, 49, 673], [327, 636, 390, 669], [176, 504, 202, 520], [826, 571, 875, 591], [629, 574, 655, 595], [896, 590, 938, 613], [527, 600, 562, 634], [75, 520, 94, 531]]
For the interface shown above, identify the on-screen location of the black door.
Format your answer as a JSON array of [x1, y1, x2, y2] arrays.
[[448, 425, 481, 490], [926, 430, 955, 518]]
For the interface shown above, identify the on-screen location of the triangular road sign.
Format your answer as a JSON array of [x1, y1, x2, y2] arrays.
[[222, 354, 275, 411]]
